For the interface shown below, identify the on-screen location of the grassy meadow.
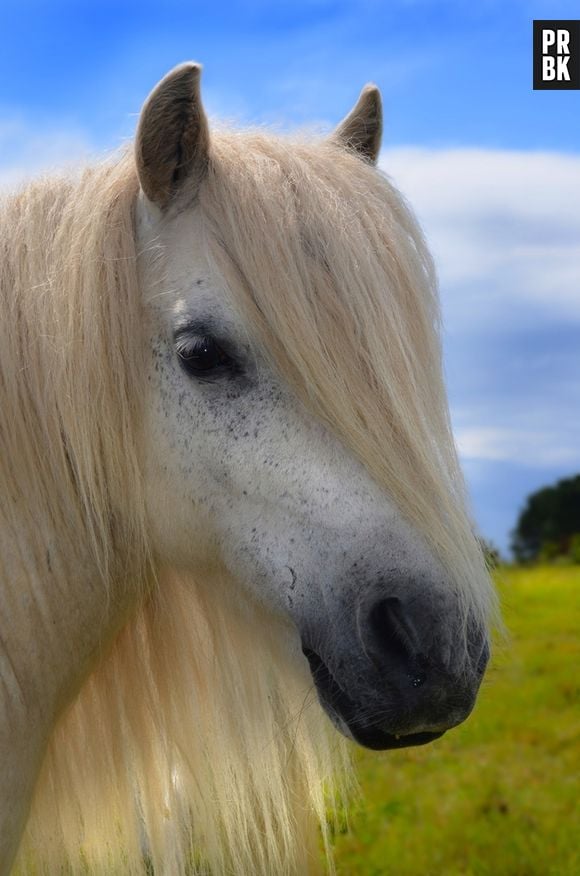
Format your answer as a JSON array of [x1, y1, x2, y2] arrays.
[[331, 566, 580, 876]]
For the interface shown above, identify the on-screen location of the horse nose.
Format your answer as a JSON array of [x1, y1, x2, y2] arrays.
[[302, 587, 489, 749], [363, 594, 489, 690]]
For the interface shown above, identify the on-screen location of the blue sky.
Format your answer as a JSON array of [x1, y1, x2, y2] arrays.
[[1, 0, 579, 554]]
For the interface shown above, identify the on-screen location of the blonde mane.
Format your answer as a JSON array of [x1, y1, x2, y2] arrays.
[[1, 127, 493, 875]]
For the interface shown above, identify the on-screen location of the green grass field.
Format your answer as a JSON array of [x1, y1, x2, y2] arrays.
[[331, 567, 580, 876]]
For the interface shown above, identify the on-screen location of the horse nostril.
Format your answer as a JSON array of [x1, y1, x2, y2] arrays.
[[366, 597, 420, 672]]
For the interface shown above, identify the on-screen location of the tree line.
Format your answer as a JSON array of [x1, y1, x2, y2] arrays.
[[511, 474, 580, 564]]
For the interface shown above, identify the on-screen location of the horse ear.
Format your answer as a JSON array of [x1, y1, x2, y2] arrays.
[[135, 62, 209, 209], [331, 84, 383, 164]]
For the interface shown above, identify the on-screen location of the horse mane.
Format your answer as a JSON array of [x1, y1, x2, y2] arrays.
[[1, 127, 494, 874], [0, 154, 148, 588], [19, 571, 346, 875]]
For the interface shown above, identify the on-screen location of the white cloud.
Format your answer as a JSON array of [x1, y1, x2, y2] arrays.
[[380, 147, 580, 328], [378, 147, 580, 472], [455, 425, 580, 468]]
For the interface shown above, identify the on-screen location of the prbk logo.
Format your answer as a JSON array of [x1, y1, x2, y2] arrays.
[[533, 20, 580, 89]]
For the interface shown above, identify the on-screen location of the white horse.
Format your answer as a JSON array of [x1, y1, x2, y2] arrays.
[[0, 63, 495, 875]]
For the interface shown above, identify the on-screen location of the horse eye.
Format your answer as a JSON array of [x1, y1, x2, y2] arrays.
[[176, 335, 231, 376]]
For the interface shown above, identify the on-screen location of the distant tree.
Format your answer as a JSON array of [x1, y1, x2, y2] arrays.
[[511, 475, 580, 563]]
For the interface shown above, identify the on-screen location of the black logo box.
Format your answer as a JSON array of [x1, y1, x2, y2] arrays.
[[533, 20, 580, 90]]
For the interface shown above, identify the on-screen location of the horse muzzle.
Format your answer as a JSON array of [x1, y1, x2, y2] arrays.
[[301, 587, 490, 751]]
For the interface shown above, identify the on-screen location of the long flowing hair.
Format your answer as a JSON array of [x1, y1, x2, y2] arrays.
[[1, 128, 494, 875]]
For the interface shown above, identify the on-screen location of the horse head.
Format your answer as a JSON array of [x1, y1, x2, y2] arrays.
[[135, 64, 493, 751]]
